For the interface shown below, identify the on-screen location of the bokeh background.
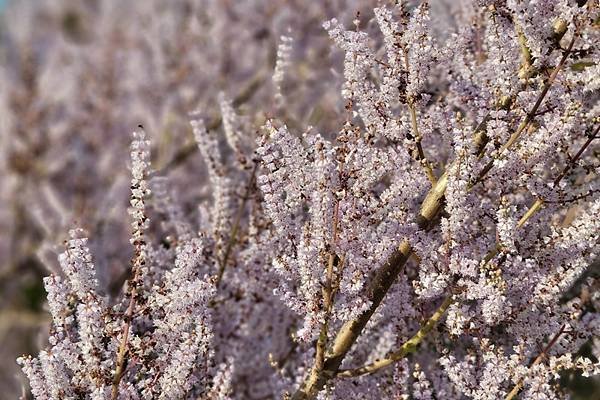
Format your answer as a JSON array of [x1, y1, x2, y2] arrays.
[[0, 1, 597, 399]]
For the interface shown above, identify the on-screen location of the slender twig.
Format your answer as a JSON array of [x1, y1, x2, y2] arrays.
[[410, 102, 437, 185], [110, 285, 136, 400], [215, 163, 258, 288], [552, 124, 599, 186], [111, 239, 147, 399], [517, 123, 599, 228], [472, 28, 579, 186], [314, 255, 335, 373], [111, 219, 149, 399], [312, 161, 343, 375], [403, 47, 437, 185], [505, 325, 567, 400], [545, 188, 600, 204]]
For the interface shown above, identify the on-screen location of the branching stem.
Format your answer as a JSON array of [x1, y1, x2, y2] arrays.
[[111, 285, 137, 400], [337, 295, 454, 378], [505, 325, 567, 400], [517, 123, 598, 228], [472, 29, 579, 186]]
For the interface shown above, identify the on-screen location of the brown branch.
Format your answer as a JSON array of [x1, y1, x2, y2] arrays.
[[410, 103, 437, 185], [112, 237, 147, 398], [505, 325, 567, 400], [337, 295, 454, 378], [472, 28, 579, 186], [517, 123, 599, 228], [553, 124, 599, 186], [402, 45, 437, 185], [545, 188, 600, 204], [110, 285, 137, 400], [111, 224, 149, 399], [312, 176, 342, 377]]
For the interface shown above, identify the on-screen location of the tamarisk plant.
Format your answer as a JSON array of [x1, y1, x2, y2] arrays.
[[18, 128, 228, 399], [17, 1, 600, 399]]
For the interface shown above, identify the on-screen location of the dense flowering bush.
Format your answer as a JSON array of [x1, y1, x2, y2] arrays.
[[4, 0, 600, 399]]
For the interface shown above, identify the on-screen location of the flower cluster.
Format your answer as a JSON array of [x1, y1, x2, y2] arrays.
[[17, 132, 228, 399]]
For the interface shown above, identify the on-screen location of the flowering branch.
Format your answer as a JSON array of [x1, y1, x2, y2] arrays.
[[518, 123, 599, 228], [12, 2, 599, 399], [111, 128, 151, 400], [337, 295, 454, 378], [341, 138, 596, 377], [292, 13, 585, 399], [473, 26, 580, 185], [505, 325, 568, 400]]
